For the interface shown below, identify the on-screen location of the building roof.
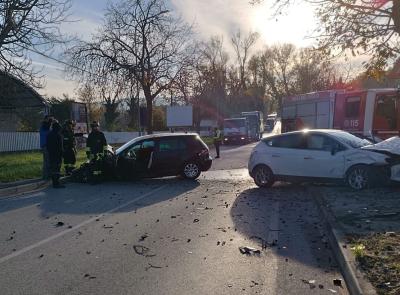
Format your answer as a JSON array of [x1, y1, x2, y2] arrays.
[[0, 70, 46, 109]]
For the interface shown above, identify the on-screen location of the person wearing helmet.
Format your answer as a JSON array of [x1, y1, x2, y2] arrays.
[[86, 121, 107, 160], [62, 120, 77, 175], [47, 121, 65, 188]]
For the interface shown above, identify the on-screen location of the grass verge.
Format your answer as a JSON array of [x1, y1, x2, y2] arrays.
[[0, 150, 87, 183], [348, 233, 400, 295]]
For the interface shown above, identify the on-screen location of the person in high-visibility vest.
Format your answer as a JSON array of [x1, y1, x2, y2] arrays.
[[213, 127, 222, 158]]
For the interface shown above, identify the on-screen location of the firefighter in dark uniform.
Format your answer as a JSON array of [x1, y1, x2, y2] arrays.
[[47, 121, 65, 188], [62, 120, 77, 175], [86, 121, 107, 158], [86, 121, 108, 180]]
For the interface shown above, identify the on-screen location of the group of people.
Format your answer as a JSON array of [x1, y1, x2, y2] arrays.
[[40, 116, 107, 188]]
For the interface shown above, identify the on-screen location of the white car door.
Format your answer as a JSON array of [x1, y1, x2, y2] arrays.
[[301, 133, 346, 178], [265, 133, 308, 176]]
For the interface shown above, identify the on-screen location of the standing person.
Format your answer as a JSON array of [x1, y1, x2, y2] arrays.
[[86, 121, 107, 160], [47, 121, 65, 188], [39, 115, 52, 180], [213, 126, 222, 158], [62, 120, 77, 175]]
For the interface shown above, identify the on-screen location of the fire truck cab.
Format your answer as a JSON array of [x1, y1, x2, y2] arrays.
[[281, 89, 400, 140]]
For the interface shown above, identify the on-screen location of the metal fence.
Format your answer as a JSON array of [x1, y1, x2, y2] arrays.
[[0, 132, 40, 152], [0, 131, 172, 153]]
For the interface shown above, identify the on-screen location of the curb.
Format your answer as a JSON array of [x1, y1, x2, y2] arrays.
[[0, 176, 70, 199], [0, 180, 50, 199], [312, 189, 377, 295]]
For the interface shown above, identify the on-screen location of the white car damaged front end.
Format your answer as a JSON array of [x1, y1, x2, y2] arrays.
[[360, 136, 400, 182]]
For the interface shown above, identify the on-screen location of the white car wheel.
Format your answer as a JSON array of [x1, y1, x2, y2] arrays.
[[183, 163, 200, 180], [253, 165, 274, 188], [346, 165, 370, 190]]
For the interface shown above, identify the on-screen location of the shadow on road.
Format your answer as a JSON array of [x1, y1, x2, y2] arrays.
[[230, 183, 345, 273], [0, 178, 200, 217]]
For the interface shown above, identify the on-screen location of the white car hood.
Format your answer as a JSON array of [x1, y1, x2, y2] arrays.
[[361, 136, 400, 155]]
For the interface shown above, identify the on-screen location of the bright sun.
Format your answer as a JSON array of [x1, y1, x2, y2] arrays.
[[250, 2, 317, 47]]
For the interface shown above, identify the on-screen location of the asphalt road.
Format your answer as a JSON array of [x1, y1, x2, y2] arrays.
[[0, 141, 348, 295]]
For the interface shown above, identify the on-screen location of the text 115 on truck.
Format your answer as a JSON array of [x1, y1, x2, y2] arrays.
[[281, 89, 400, 140]]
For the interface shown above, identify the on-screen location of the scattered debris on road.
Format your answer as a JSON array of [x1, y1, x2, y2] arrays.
[[133, 245, 156, 257], [301, 279, 316, 289], [239, 246, 261, 256], [333, 279, 342, 287], [145, 263, 163, 271], [139, 234, 148, 242]]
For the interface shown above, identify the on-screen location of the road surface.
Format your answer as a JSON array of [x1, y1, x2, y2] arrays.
[[0, 141, 348, 295]]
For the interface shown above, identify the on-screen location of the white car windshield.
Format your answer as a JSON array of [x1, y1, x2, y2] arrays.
[[332, 132, 372, 148]]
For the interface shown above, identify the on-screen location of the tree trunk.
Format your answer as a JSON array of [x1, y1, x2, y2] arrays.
[[128, 95, 139, 130], [393, 0, 400, 34], [104, 102, 119, 131], [146, 96, 153, 134]]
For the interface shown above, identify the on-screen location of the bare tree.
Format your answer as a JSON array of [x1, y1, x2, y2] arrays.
[[0, 0, 72, 87], [198, 36, 229, 122], [68, 54, 128, 130], [231, 30, 259, 89], [293, 48, 337, 93], [248, 44, 337, 111], [252, 0, 400, 75], [67, 0, 194, 133], [76, 83, 98, 122]]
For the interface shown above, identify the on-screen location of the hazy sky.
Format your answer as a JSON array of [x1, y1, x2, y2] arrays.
[[35, 0, 317, 98]]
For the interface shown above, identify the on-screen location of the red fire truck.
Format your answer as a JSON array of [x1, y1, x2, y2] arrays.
[[281, 89, 400, 140]]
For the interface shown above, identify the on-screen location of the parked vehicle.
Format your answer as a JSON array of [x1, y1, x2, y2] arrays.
[[74, 134, 212, 182], [248, 129, 400, 190], [223, 118, 248, 144], [241, 111, 264, 140], [265, 113, 277, 133], [281, 89, 400, 140]]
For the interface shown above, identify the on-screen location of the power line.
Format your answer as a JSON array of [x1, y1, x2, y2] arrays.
[[20, 44, 103, 78]]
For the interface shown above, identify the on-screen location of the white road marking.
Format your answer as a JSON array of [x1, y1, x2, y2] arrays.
[[0, 184, 167, 265], [267, 201, 280, 245]]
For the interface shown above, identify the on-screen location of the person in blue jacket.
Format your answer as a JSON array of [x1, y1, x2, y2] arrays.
[[39, 115, 53, 180]]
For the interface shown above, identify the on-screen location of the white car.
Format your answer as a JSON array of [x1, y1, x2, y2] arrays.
[[248, 129, 400, 190]]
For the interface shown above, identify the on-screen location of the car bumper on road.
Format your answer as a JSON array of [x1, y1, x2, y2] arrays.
[[200, 157, 213, 171]]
